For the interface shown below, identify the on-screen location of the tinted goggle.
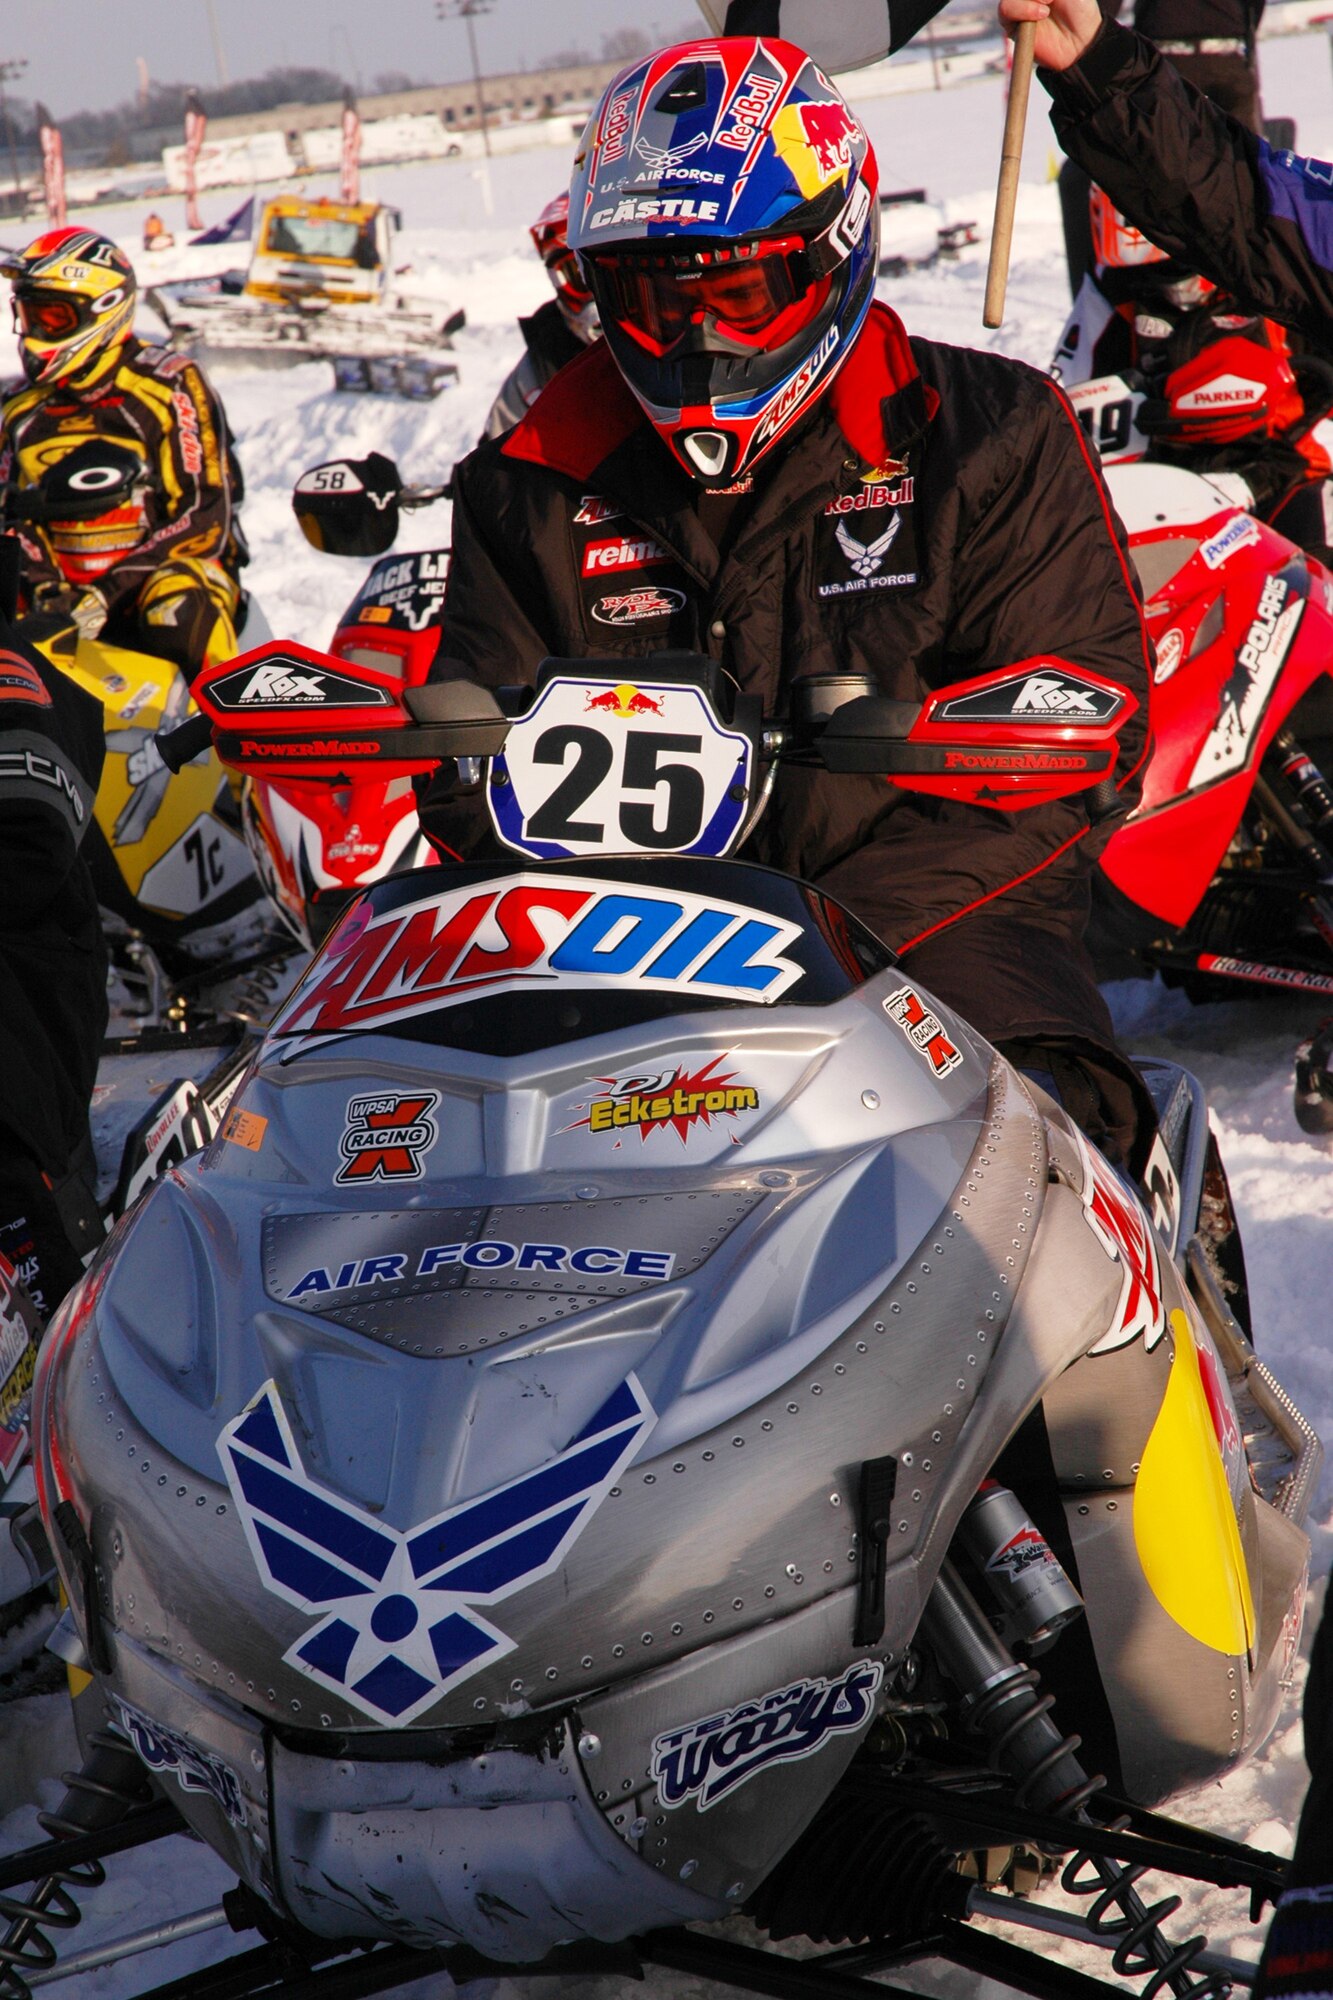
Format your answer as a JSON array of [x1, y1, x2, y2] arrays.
[[545, 246, 594, 310], [13, 291, 83, 339], [590, 237, 822, 350]]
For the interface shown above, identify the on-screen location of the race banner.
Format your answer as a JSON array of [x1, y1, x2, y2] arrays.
[[36, 104, 66, 227], [183, 87, 207, 232], [340, 85, 362, 205]]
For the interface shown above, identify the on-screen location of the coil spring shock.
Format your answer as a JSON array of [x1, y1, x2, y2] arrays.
[[0, 1728, 152, 2000], [922, 1562, 1229, 2000]]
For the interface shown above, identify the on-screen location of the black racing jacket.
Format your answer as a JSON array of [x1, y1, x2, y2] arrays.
[[0, 630, 106, 1176], [1046, 24, 1333, 350], [430, 303, 1151, 1047]]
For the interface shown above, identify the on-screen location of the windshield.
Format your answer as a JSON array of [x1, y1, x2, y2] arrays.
[[262, 214, 373, 265]]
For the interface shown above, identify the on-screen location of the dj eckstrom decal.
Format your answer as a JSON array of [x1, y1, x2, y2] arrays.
[[564, 1053, 759, 1146]]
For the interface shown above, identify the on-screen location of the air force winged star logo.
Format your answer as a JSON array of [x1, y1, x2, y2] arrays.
[[634, 132, 708, 172], [835, 511, 901, 579], [218, 1374, 654, 1725]]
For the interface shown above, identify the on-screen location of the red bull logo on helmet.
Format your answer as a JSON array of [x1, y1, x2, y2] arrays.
[[771, 99, 861, 200]]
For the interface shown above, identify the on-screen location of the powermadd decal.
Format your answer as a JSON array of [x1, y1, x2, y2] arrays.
[[652, 1660, 883, 1812], [269, 875, 806, 1045], [112, 1697, 247, 1828], [882, 986, 964, 1079], [1074, 1128, 1167, 1355], [564, 1052, 759, 1145], [219, 1373, 654, 1725]]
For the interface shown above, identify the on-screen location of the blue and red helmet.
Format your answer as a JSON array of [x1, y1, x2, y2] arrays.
[[568, 38, 879, 486]]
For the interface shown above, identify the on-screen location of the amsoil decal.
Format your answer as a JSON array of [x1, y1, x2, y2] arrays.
[[565, 1053, 759, 1145], [936, 670, 1125, 725], [1074, 1128, 1167, 1355], [336, 1092, 439, 1183], [270, 874, 806, 1045], [883, 985, 964, 1079], [754, 324, 839, 455], [581, 534, 670, 577], [592, 587, 686, 626], [1188, 573, 1303, 788], [287, 1237, 676, 1300], [206, 656, 395, 711], [652, 1661, 883, 1813]]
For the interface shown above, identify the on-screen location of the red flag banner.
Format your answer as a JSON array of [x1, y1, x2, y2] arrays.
[[340, 86, 362, 206], [36, 104, 65, 228], [183, 87, 207, 232]]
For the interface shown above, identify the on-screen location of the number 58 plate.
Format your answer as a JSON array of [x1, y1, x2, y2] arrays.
[[487, 675, 754, 861]]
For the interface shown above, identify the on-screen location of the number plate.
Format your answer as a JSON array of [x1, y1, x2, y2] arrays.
[[1067, 373, 1149, 464], [488, 676, 753, 861]]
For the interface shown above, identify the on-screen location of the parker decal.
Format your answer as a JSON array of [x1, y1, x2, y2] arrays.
[[652, 1661, 883, 1813], [269, 874, 806, 1045], [592, 587, 686, 626], [287, 1238, 676, 1300], [565, 1053, 759, 1145], [1076, 1128, 1167, 1355], [219, 1374, 655, 1725], [883, 986, 964, 1079], [336, 1093, 439, 1184]]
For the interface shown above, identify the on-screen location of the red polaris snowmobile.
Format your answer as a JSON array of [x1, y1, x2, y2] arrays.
[[1056, 369, 1333, 1133]]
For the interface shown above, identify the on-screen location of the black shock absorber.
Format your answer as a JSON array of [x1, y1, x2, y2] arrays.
[[0, 1728, 153, 2000], [921, 1560, 1228, 2000], [1272, 726, 1333, 845]]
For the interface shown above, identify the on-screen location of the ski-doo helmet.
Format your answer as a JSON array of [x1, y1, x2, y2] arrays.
[[568, 38, 879, 485], [531, 192, 600, 343], [2, 227, 137, 392]]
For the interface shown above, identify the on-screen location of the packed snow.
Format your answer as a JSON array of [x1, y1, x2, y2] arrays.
[[3, 28, 1333, 1997]]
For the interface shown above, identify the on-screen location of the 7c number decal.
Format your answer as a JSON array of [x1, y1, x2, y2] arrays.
[[488, 677, 753, 862]]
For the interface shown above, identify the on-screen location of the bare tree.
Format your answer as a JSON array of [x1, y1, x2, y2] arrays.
[[601, 28, 652, 62]]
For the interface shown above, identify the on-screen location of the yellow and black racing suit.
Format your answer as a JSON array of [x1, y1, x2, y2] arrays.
[[0, 336, 246, 679]]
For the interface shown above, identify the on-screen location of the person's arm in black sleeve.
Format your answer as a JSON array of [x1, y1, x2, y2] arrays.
[[814, 363, 1151, 954], [999, 0, 1333, 346], [416, 446, 557, 861], [0, 638, 103, 925]]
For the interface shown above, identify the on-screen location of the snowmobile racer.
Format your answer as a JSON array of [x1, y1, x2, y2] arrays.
[[432, 34, 1156, 1168], [1053, 190, 1333, 557], [483, 192, 602, 440], [0, 612, 106, 1318], [0, 227, 246, 684]]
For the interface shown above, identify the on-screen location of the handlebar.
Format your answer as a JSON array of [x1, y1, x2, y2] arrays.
[[156, 712, 215, 772]]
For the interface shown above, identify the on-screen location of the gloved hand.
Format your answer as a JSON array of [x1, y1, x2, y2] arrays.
[[69, 586, 107, 642]]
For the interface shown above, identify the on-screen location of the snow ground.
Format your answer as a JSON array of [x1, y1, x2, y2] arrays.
[[3, 31, 1333, 1998]]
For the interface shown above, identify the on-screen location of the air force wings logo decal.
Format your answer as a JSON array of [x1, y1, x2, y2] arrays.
[[219, 1374, 654, 1725], [835, 511, 901, 579]]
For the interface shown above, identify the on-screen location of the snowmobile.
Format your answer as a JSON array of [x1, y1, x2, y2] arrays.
[[10, 632, 1321, 2000], [1061, 370, 1333, 1130], [146, 195, 467, 395], [230, 453, 453, 952], [2, 445, 292, 1049]]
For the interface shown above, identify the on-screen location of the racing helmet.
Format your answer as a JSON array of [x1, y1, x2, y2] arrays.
[[1089, 186, 1169, 273], [2, 227, 137, 393], [531, 193, 600, 343], [568, 38, 879, 485]]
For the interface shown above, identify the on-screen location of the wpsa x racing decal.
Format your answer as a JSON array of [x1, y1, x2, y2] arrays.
[[336, 1093, 439, 1184], [883, 986, 964, 1079], [112, 1697, 247, 1828], [219, 1373, 655, 1725], [651, 1660, 883, 1812], [269, 875, 806, 1045]]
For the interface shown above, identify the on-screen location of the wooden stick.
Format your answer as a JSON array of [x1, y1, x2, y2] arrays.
[[983, 19, 1037, 329]]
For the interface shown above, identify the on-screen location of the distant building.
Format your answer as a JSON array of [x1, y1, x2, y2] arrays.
[[201, 60, 624, 145]]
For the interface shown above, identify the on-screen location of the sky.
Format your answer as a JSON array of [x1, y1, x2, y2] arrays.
[[10, 1, 704, 117]]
